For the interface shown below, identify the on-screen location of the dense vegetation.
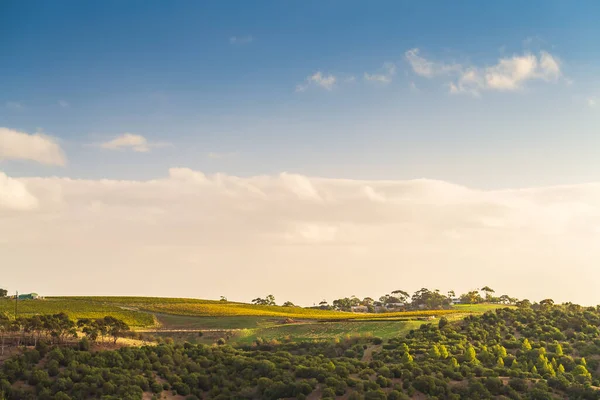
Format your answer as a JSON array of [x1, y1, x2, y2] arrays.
[[0, 313, 132, 355], [2, 302, 600, 399], [318, 286, 517, 313]]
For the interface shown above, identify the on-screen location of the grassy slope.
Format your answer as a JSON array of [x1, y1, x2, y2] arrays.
[[453, 303, 515, 312], [235, 320, 424, 345], [0, 298, 155, 327]]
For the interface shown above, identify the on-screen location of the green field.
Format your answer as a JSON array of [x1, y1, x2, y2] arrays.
[[453, 303, 515, 312], [0, 298, 155, 327]]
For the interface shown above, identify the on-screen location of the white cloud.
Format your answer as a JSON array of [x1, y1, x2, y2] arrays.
[[296, 71, 337, 92], [364, 62, 396, 84], [0, 127, 66, 166], [97, 133, 171, 153], [229, 35, 253, 45], [406, 48, 563, 96], [58, 100, 70, 108], [0, 171, 39, 211], [405, 48, 461, 78], [2, 169, 600, 304]]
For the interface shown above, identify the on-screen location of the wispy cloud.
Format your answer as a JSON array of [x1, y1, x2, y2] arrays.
[[0, 127, 66, 166], [405, 48, 461, 78], [406, 47, 563, 96], [58, 100, 70, 108], [296, 71, 337, 92], [229, 35, 254, 45], [364, 62, 396, 84], [95, 133, 171, 153]]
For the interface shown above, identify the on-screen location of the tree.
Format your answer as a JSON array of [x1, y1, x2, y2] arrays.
[[555, 343, 563, 356], [0, 312, 10, 355], [480, 286, 495, 302], [465, 344, 477, 363], [450, 357, 459, 369], [77, 319, 100, 342], [102, 316, 130, 344], [252, 295, 276, 306], [282, 301, 296, 307], [522, 338, 532, 351], [438, 317, 449, 329], [460, 290, 484, 304], [391, 290, 409, 304], [539, 299, 554, 311], [429, 344, 441, 359], [0, 288, 7, 298], [411, 288, 451, 310], [516, 299, 531, 309], [23, 315, 44, 346], [438, 344, 449, 359], [265, 294, 276, 306], [46, 313, 76, 344], [511, 359, 520, 370], [219, 296, 227, 302], [362, 297, 374, 306]]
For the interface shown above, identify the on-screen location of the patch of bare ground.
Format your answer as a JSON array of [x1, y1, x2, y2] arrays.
[[90, 337, 153, 351], [361, 344, 382, 362], [306, 384, 324, 400], [0, 346, 22, 363]]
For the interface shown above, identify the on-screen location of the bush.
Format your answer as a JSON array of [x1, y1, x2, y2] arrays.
[[363, 389, 387, 400], [321, 387, 336, 399], [78, 337, 90, 351]]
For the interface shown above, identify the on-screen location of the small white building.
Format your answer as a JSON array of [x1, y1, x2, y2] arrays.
[[351, 305, 369, 313]]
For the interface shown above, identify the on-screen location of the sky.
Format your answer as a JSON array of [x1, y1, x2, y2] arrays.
[[1, 1, 600, 305]]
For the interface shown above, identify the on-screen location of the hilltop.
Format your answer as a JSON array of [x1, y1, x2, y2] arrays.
[[0, 295, 509, 347]]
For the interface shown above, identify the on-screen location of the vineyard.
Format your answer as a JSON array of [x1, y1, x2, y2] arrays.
[[51, 296, 466, 320], [0, 298, 155, 327], [0, 296, 496, 335]]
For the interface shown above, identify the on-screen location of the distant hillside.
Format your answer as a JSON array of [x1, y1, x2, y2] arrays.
[[0, 296, 502, 329]]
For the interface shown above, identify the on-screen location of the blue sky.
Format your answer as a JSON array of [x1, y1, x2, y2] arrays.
[[2, 0, 600, 188], [2, 1, 600, 302]]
